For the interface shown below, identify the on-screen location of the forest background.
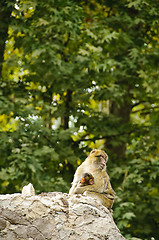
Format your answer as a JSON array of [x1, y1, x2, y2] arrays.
[[0, 0, 159, 239]]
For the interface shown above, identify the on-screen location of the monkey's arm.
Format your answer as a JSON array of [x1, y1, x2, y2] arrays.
[[82, 178, 115, 210], [84, 191, 114, 210], [74, 177, 115, 204], [69, 163, 89, 194], [69, 171, 82, 194], [73, 180, 103, 194], [104, 180, 115, 200], [73, 172, 110, 194], [69, 177, 94, 194]]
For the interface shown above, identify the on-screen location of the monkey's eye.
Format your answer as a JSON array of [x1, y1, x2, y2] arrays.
[[96, 154, 106, 160], [96, 154, 103, 158]]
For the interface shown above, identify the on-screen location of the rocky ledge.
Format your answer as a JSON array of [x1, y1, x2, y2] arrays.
[[0, 190, 126, 240]]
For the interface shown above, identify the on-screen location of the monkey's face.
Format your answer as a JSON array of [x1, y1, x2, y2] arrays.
[[89, 149, 108, 170], [80, 173, 94, 185]]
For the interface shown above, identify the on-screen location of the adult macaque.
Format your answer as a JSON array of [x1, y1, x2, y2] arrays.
[[69, 149, 115, 210]]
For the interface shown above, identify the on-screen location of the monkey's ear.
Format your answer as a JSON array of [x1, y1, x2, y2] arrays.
[[90, 149, 97, 154]]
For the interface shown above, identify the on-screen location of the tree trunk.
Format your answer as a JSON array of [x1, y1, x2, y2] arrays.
[[0, 0, 15, 76], [62, 89, 72, 130], [106, 96, 132, 160]]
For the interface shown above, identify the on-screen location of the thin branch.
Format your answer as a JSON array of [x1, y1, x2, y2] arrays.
[[132, 106, 159, 114], [74, 130, 134, 144]]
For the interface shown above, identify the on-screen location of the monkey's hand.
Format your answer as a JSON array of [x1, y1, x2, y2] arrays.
[[74, 183, 101, 194]]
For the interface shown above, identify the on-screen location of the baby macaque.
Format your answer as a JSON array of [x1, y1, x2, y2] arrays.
[[79, 173, 94, 186], [69, 149, 115, 210]]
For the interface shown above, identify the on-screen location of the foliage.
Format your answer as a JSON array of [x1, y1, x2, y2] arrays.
[[0, 0, 159, 239]]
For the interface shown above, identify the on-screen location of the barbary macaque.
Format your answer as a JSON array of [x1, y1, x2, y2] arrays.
[[79, 173, 94, 186], [69, 149, 115, 210]]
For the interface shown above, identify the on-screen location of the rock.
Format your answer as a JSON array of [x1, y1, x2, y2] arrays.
[[22, 183, 35, 196], [0, 191, 126, 240]]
